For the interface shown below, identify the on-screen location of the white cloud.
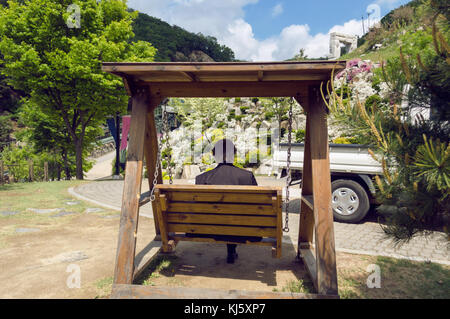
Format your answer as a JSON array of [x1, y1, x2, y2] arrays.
[[271, 3, 283, 18], [127, 0, 373, 61]]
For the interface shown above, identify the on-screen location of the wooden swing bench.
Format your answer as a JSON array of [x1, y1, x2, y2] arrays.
[[153, 184, 283, 258], [103, 60, 346, 298]]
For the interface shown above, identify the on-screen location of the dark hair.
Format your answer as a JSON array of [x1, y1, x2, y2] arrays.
[[212, 139, 237, 156]]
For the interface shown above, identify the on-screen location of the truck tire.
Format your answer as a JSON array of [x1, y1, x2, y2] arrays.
[[331, 179, 370, 223]]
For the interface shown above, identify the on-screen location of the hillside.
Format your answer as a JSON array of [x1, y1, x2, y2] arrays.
[[131, 10, 235, 62], [341, 0, 448, 62]]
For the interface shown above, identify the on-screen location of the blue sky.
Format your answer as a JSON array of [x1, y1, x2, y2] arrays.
[[127, 0, 411, 61]]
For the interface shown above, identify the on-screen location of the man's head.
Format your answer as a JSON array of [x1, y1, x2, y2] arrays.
[[212, 139, 236, 164]]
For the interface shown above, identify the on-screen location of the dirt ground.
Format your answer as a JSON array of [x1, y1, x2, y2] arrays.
[[0, 210, 313, 298], [0, 213, 155, 298]]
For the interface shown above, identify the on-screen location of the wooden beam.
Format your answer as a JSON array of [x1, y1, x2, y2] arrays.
[[298, 110, 314, 251], [111, 284, 339, 299], [102, 61, 347, 74], [308, 84, 338, 296], [179, 71, 197, 82], [148, 81, 312, 98], [143, 97, 164, 236], [258, 70, 264, 81], [113, 88, 149, 285]]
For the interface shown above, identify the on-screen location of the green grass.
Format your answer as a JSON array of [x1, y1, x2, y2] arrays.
[[94, 276, 114, 299], [0, 180, 115, 219], [0, 180, 117, 246], [272, 254, 449, 299], [134, 254, 179, 286]]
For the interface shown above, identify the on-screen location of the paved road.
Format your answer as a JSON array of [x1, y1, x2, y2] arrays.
[[71, 177, 449, 265]]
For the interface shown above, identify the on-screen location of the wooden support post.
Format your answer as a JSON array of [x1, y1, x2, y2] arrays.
[[143, 97, 164, 237], [307, 85, 338, 296], [113, 87, 150, 285], [0, 160, 4, 185], [28, 160, 34, 182], [44, 162, 49, 182], [298, 108, 314, 249]]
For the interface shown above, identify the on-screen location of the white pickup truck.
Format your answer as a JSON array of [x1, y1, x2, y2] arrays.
[[273, 143, 383, 223]]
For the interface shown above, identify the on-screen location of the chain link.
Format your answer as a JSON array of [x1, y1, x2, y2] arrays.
[[162, 105, 174, 185], [149, 100, 171, 202], [283, 98, 294, 233]]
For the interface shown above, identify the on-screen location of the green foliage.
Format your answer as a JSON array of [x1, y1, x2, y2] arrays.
[[131, 11, 235, 62], [0, 115, 12, 152], [327, 1, 450, 243], [0, 0, 156, 179], [295, 129, 305, 143]]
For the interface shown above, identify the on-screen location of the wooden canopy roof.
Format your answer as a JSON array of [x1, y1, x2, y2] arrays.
[[102, 61, 346, 99]]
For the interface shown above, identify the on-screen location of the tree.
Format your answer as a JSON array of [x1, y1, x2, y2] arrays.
[[326, 1, 449, 243], [0, 0, 156, 179]]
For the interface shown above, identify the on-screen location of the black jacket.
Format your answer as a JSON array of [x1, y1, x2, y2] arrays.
[[195, 163, 258, 186]]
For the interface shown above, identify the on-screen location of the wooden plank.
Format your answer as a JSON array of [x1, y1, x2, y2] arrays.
[[148, 81, 311, 99], [169, 191, 274, 204], [139, 190, 150, 207], [301, 195, 314, 210], [110, 284, 339, 299], [166, 213, 277, 227], [300, 248, 318, 291], [298, 109, 314, 250], [28, 160, 33, 182], [113, 89, 149, 285], [44, 162, 49, 182], [274, 192, 282, 259], [143, 99, 163, 234], [166, 202, 275, 216], [167, 224, 277, 238], [102, 61, 347, 74], [156, 184, 281, 193], [170, 234, 277, 247], [133, 241, 162, 280], [308, 84, 338, 296], [154, 191, 171, 253]]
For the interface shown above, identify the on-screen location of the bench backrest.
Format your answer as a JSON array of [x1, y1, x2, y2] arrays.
[[154, 185, 283, 239]]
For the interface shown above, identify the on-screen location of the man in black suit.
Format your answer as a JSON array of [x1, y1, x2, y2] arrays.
[[195, 138, 259, 264]]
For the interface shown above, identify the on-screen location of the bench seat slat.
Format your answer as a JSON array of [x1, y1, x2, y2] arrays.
[[166, 213, 277, 227], [169, 192, 273, 204], [166, 202, 274, 215], [167, 223, 277, 237]]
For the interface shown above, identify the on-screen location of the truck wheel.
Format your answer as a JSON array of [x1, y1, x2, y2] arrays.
[[331, 179, 370, 223]]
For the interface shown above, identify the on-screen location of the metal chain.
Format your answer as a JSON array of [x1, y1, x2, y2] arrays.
[[283, 98, 294, 233], [162, 104, 174, 184], [149, 100, 171, 202]]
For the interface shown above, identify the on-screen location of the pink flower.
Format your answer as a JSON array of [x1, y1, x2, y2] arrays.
[[347, 59, 361, 68]]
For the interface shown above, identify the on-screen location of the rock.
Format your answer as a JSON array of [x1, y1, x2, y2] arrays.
[[174, 51, 189, 62], [85, 208, 104, 214], [65, 201, 80, 206], [50, 211, 77, 218], [41, 251, 88, 265], [27, 208, 62, 214], [188, 50, 214, 62], [0, 211, 19, 216], [16, 228, 41, 233], [182, 165, 201, 179]]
